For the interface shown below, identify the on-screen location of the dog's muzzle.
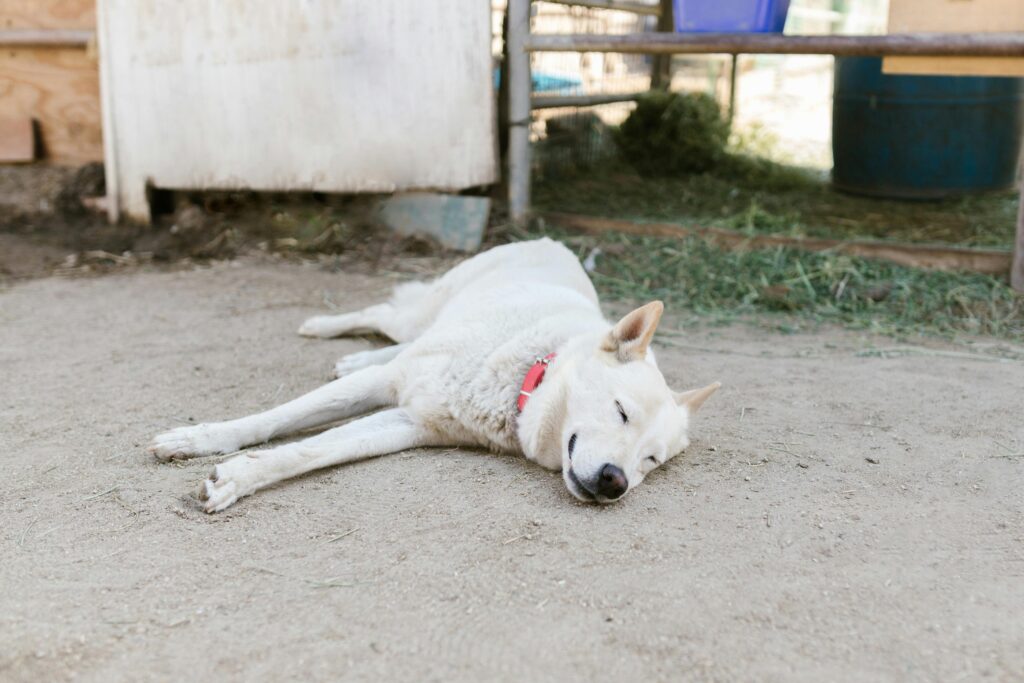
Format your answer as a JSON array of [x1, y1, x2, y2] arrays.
[[595, 464, 628, 500], [566, 464, 628, 503]]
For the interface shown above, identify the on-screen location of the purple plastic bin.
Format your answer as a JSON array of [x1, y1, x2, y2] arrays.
[[673, 0, 791, 33]]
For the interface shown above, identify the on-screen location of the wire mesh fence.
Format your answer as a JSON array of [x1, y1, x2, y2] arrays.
[[530, 2, 658, 177], [493, 0, 893, 178]]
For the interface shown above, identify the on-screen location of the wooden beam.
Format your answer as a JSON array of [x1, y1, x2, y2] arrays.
[[508, 0, 533, 224], [0, 29, 93, 49], [542, 0, 661, 16], [544, 212, 1015, 276], [524, 32, 1024, 56], [532, 91, 644, 109]]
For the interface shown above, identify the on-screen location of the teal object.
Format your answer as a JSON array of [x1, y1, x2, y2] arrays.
[[379, 193, 491, 253], [832, 57, 1024, 199], [494, 69, 581, 94]]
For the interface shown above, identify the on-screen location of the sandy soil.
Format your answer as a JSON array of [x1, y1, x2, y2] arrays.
[[1, 258, 1022, 682]]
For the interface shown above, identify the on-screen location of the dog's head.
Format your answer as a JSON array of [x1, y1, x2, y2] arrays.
[[559, 301, 719, 503]]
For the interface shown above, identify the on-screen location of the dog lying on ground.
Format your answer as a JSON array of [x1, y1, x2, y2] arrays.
[[149, 238, 720, 512]]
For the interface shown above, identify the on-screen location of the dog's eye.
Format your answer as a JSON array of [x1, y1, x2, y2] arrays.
[[615, 401, 628, 424], [568, 433, 577, 458], [645, 455, 659, 467]]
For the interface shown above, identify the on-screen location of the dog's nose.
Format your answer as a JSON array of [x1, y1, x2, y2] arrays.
[[596, 464, 628, 500]]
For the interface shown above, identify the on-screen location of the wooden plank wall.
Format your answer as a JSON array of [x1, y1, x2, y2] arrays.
[[100, 0, 497, 222], [0, 0, 102, 164]]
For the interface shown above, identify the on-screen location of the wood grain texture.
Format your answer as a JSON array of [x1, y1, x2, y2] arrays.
[[0, 0, 95, 30], [0, 116, 34, 161], [885, 0, 1024, 77], [0, 47, 102, 164], [99, 0, 497, 222]]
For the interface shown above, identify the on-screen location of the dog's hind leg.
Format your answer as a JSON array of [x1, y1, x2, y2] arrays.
[[333, 343, 408, 378], [297, 304, 397, 340], [299, 281, 437, 342], [149, 365, 395, 461], [199, 408, 442, 512]]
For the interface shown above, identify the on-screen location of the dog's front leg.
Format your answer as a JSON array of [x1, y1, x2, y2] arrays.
[[198, 408, 440, 512], [149, 365, 394, 461]]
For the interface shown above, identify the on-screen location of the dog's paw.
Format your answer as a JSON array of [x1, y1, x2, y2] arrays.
[[298, 316, 339, 338], [333, 350, 374, 378], [148, 424, 241, 462], [198, 455, 260, 513]]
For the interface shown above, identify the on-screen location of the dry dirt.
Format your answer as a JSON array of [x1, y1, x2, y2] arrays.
[[1, 257, 1022, 682]]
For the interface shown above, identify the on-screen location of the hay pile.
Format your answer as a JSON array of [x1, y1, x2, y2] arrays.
[[615, 91, 730, 176]]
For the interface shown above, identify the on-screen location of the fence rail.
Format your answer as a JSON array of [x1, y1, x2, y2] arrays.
[[524, 32, 1024, 56]]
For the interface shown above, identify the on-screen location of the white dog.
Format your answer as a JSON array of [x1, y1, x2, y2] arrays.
[[150, 238, 720, 512]]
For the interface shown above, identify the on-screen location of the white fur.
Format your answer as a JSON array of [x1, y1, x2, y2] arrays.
[[149, 238, 719, 512]]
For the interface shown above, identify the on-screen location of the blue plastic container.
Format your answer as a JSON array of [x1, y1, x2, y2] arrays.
[[673, 0, 791, 33], [832, 57, 1024, 198]]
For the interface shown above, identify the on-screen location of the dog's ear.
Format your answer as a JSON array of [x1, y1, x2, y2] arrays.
[[602, 301, 664, 362], [674, 382, 721, 414]]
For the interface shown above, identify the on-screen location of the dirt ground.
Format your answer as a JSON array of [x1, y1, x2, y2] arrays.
[[2, 255, 1023, 682]]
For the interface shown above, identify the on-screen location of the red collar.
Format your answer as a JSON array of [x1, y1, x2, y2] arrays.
[[517, 353, 557, 413]]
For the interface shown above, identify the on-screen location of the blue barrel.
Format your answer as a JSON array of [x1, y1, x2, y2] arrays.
[[832, 57, 1024, 198]]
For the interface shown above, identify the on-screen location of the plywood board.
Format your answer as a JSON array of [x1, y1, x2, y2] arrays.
[[0, 0, 94, 30], [884, 0, 1024, 77], [0, 116, 34, 162], [98, 0, 498, 222], [0, 47, 102, 164]]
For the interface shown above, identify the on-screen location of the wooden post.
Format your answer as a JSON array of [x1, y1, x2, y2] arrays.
[[498, 10, 510, 158], [650, 0, 675, 89], [1012, 170, 1024, 292], [508, 0, 533, 225], [97, 0, 123, 223]]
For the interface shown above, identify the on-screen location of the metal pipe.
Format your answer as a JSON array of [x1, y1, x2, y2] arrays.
[[508, 0, 533, 225], [728, 54, 738, 123]]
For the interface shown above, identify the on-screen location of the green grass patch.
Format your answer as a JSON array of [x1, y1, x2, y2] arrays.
[[535, 166, 1018, 249], [523, 227, 1023, 341]]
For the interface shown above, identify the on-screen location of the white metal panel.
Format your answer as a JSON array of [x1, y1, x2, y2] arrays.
[[98, 0, 497, 221]]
